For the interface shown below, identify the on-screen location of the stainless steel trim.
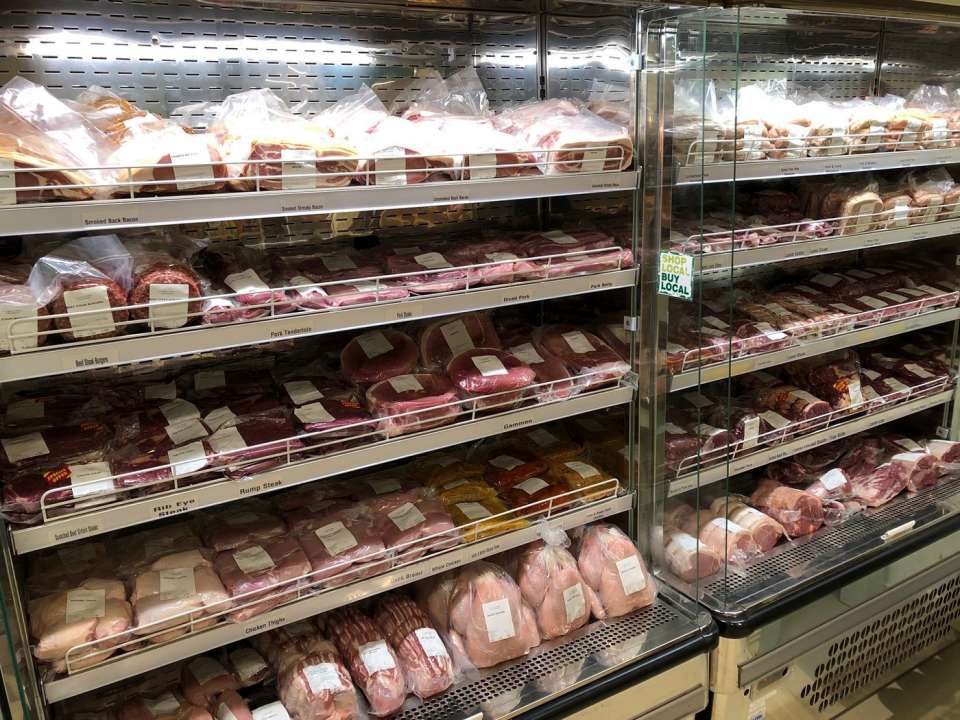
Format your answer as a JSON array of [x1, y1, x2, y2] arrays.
[[737, 546, 960, 687], [639, 686, 708, 720]]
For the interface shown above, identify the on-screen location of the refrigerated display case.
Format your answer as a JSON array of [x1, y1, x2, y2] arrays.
[[641, 5, 960, 719], [0, 1, 715, 719]]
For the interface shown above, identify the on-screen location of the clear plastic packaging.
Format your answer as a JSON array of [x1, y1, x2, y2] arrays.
[[575, 523, 657, 617]]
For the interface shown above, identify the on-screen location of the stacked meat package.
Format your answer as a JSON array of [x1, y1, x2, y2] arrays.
[[0, 69, 631, 204], [22, 410, 629, 676], [47, 526, 654, 720]]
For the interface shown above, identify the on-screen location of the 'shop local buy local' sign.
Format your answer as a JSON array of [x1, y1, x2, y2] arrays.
[[658, 252, 693, 300]]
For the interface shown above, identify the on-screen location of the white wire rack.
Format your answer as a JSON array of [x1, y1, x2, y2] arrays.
[[670, 375, 954, 479], [4, 246, 633, 354], [28, 372, 628, 525], [48, 477, 621, 676]]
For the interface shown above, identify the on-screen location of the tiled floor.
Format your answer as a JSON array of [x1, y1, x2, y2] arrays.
[[838, 641, 960, 720]]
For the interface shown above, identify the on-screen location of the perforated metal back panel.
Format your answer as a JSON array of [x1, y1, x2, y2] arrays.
[[674, 8, 881, 100], [0, 0, 538, 119], [798, 573, 960, 715], [879, 19, 960, 98], [697, 484, 960, 613], [546, 13, 635, 106]]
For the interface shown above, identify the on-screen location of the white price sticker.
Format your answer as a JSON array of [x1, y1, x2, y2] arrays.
[[820, 468, 847, 491], [144, 692, 181, 718], [894, 438, 924, 452], [489, 455, 523, 470], [415, 627, 449, 658], [171, 134, 215, 190], [281, 147, 318, 190], [565, 460, 600, 479], [62, 286, 115, 339], [252, 702, 292, 720], [224, 269, 270, 294], [0, 303, 37, 352], [229, 647, 268, 683], [203, 406, 236, 432], [472, 354, 508, 377], [315, 521, 359, 556], [580, 148, 606, 172], [509, 342, 544, 365], [367, 477, 401, 494], [561, 330, 595, 354], [514, 476, 549, 495], [208, 426, 247, 454], [457, 501, 493, 521], [355, 331, 394, 359], [68, 462, 114, 498], [542, 230, 580, 245], [482, 598, 516, 642], [284, 380, 323, 406], [388, 502, 426, 531], [158, 567, 196, 599], [168, 441, 209, 476], [148, 283, 189, 329], [527, 428, 558, 447], [414, 252, 453, 270], [1, 432, 49, 463], [467, 152, 497, 180], [165, 418, 208, 446], [217, 702, 239, 720], [303, 663, 345, 693], [144, 382, 177, 401], [232, 545, 275, 574], [320, 254, 358, 272], [440, 319, 475, 356], [194, 370, 226, 392], [615, 555, 647, 595], [359, 640, 396, 673], [373, 153, 407, 187], [0, 158, 15, 205], [388, 375, 424, 393], [563, 583, 586, 624], [160, 399, 201, 425], [295, 402, 335, 425], [65, 588, 105, 623]]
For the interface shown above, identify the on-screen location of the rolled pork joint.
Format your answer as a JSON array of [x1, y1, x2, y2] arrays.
[[663, 530, 722, 583], [749, 478, 825, 536], [276, 640, 359, 720], [697, 516, 762, 565], [576, 523, 657, 617], [373, 593, 455, 700], [533, 325, 630, 389], [709, 497, 785, 552], [340, 329, 419, 386], [327, 607, 408, 716], [181, 655, 239, 709]]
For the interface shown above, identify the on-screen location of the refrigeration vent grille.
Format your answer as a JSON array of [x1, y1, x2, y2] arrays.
[[0, 0, 538, 116], [799, 572, 960, 715], [700, 484, 960, 605], [395, 602, 680, 720]]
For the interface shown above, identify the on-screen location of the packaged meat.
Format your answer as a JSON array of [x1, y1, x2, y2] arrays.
[[926, 439, 960, 478], [415, 451, 485, 488], [131, 560, 230, 644], [781, 350, 865, 415], [445, 496, 528, 541], [418, 314, 501, 371], [480, 445, 548, 491], [0, 282, 48, 354], [520, 425, 583, 462], [297, 508, 388, 585], [367, 492, 458, 559], [443, 560, 540, 668], [709, 497, 784, 552], [804, 468, 853, 501], [697, 517, 761, 566], [547, 459, 617, 502], [119, 691, 212, 720], [576, 523, 657, 617], [506, 341, 578, 402], [753, 384, 831, 430], [365, 373, 460, 437], [849, 462, 909, 507], [1, 460, 120, 525], [327, 607, 407, 716], [385, 251, 478, 293], [533, 325, 630, 388], [447, 347, 536, 410], [516, 528, 602, 639], [341, 329, 418, 386], [889, 451, 938, 492], [432, 478, 499, 506], [213, 691, 253, 720], [373, 594, 455, 700], [276, 641, 359, 720], [126, 236, 205, 329], [226, 646, 271, 687], [203, 509, 287, 552], [499, 473, 571, 516], [213, 537, 311, 622], [199, 247, 290, 313], [207, 414, 303, 480], [181, 656, 239, 709], [662, 530, 722, 583], [29, 577, 133, 671], [749, 479, 825, 536]]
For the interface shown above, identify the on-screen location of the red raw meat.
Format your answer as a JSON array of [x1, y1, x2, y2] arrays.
[[297, 508, 389, 585], [206, 414, 303, 479], [0, 420, 112, 471], [804, 468, 853, 500], [2, 462, 118, 525], [709, 498, 784, 552], [749, 479, 825, 536], [365, 373, 460, 437], [753, 384, 831, 430], [418, 314, 501, 371], [200, 247, 290, 312], [443, 238, 535, 285], [447, 347, 536, 410], [889, 451, 938, 492], [327, 607, 407, 716], [373, 594, 455, 700], [533, 325, 630, 389], [506, 341, 577, 402], [926, 439, 960, 478], [385, 252, 479, 294], [294, 398, 371, 440], [51, 277, 129, 342], [849, 462, 908, 507], [213, 536, 311, 621], [129, 262, 203, 328], [341, 329, 418, 386]]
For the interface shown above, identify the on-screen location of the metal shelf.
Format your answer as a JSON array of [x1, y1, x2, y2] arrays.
[[675, 147, 960, 185], [12, 384, 633, 554], [668, 307, 960, 392], [41, 492, 633, 702], [693, 220, 960, 275], [0, 269, 636, 383], [666, 389, 954, 498], [0, 172, 639, 238]]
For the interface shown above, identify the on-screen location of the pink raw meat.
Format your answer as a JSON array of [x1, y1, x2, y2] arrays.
[[576, 524, 657, 617], [202, 509, 286, 552], [340, 329, 418, 386], [889, 451, 938, 492], [213, 536, 311, 622], [750, 479, 825, 536], [418, 314, 501, 371], [698, 517, 761, 565], [506, 341, 577, 402], [709, 498, 785, 552], [277, 640, 359, 720], [366, 491, 458, 559], [533, 325, 630, 389], [849, 462, 909, 507], [385, 252, 479, 294], [447, 347, 536, 410], [297, 508, 389, 585], [181, 655, 239, 708], [662, 530, 722, 583], [365, 373, 460, 437]]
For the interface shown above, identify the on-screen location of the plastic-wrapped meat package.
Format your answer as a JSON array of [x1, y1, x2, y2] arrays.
[[109, 415, 211, 491], [905, 168, 949, 224], [385, 251, 480, 294], [445, 494, 528, 542], [442, 237, 533, 286], [212, 690, 253, 720], [341, 329, 418, 386], [770, 293, 857, 337], [804, 468, 853, 502], [505, 341, 577, 402], [326, 607, 407, 716], [373, 594, 455, 700], [860, 368, 911, 410], [708, 497, 784, 552], [753, 384, 831, 430], [199, 247, 291, 314], [516, 229, 632, 280], [516, 529, 602, 639], [276, 640, 359, 720], [671, 323, 731, 368], [367, 492, 458, 559], [202, 509, 287, 552], [351, 470, 422, 502], [293, 398, 370, 443], [663, 421, 701, 473], [533, 325, 630, 389], [595, 320, 629, 362], [925, 439, 960, 478], [500, 473, 572, 515], [297, 508, 388, 585], [576, 524, 656, 617], [442, 560, 540, 668], [206, 414, 303, 479], [520, 425, 583, 462], [910, 282, 960, 312], [418, 314, 501, 371], [662, 530, 722, 583], [0, 282, 48, 354], [782, 350, 865, 415], [888, 450, 938, 492], [1, 460, 121, 525], [838, 436, 885, 480], [480, 445, 549, 491], [356, 114, 458, 184], [678, 509, 717, 537], [198, 397, 286, 435], [0, 416, 112, 475], [737, 301, 819, 342], [447, 348, 536, 410], [849, 462, 908, 507], [697, 517, 761, 565], [125, 236, 204, 329], [226, 646, 271, 688], [749, 479, 825, 536], [498, 99, 633, 173], [365, 373, 460, 437], [180, 656, 239, 708], [213, 537, 311, 622], [294, 251, 382, 284], [548, 459, 617, 503], [198, 279, 267, 326], [768, 439, 853, 482], [29, 577, 133, 671], [28, 234, 134, 342], [119, 691, 212, 720]]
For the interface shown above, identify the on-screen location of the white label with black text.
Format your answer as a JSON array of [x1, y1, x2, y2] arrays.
[[63, 286, 114, 339], [315, 521, 358, 556], [482, 598, 516, 642]]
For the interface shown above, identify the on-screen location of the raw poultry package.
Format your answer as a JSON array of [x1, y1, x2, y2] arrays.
[[373, 593, 455, 700], [212, 536, 311, 621], [575, 523, 657, 617]]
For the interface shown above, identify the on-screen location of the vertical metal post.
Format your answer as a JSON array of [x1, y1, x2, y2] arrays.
[[0, 527, 43, 719]]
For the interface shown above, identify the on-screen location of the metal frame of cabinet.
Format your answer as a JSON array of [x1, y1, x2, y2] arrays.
[[0, 1, 715, 718]]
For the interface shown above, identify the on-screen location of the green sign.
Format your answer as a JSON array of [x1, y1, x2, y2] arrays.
[[658, 251, 693, 300]]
